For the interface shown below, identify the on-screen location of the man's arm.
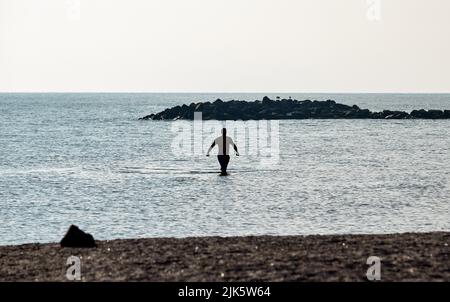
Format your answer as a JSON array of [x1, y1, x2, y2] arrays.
[[206, 141, 215, 156], [233, 143, 239, 156]]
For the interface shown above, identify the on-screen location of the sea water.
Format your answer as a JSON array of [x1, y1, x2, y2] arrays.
[[1, 93, 449, 245]]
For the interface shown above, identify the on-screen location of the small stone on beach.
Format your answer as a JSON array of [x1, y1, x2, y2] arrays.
[[60, 225, 96, 248]]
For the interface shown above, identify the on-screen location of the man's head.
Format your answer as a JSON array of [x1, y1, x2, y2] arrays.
[[222, 128, 227, 136]]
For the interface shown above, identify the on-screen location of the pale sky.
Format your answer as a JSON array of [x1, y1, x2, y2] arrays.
[[1, 0, 450, 92]]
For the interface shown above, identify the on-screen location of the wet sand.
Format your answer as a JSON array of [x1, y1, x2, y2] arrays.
[[0, 233, 449, 281]]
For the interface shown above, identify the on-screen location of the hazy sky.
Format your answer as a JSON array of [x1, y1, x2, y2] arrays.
[[1, 0, 450, 92]]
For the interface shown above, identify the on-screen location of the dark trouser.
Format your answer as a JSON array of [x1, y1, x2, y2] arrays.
[[217, 155, 230, 174]]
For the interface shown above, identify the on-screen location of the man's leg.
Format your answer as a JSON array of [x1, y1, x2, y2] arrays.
[[223, 155, 230, 173], [217, 156, 224, 173], [217, 155, 230, 174]]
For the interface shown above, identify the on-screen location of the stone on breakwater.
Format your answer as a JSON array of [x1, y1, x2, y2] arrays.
[[139, 96, 450, 120]]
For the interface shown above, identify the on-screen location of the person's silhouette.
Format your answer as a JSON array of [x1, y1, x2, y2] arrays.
[[206, 128, 239, 175]]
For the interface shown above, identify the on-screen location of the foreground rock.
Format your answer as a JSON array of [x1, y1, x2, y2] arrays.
[[1, 233, 449, 281], [140, 96, 450, 120], [60, 225, 96, 248]]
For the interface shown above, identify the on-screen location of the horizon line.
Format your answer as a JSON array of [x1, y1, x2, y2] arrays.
[[1, 91, 450, 95]]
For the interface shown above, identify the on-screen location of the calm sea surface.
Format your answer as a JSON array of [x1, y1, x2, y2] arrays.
[[1, 93, 450, 245]]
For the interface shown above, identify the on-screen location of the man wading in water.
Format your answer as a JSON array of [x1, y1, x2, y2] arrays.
[[206, 128, 239, 175]]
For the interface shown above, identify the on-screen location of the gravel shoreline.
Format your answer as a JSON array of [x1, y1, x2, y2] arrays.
[[1, 233, 449, 281]]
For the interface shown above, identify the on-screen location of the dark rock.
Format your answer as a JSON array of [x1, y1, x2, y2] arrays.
[[139, 114, 154, 120], [411, 109, 445, 119], [351, 109, 371, 118], [444, 110, 450, 118], [385, 111, 410, 119], [139, 96, 450, 120], [427, 110, 444, 119], [381, 110, 395, 118], [60, 225, 96, 248], [262, 96, 272, 104], [411, 109, 428, 118]]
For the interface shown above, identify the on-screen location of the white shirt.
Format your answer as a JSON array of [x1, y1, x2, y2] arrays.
[[213, 136, 235, 155]]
